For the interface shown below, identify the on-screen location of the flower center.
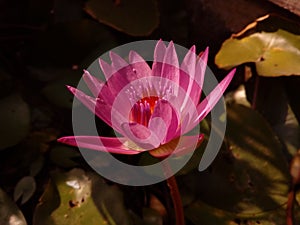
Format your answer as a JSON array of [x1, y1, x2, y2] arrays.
[[130, 96, 159, 127]]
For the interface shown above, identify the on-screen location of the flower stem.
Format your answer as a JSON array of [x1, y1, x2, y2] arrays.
[[163, 161, 185, 225], [167, 175, 185, 225], [286, 188, 295, 225]]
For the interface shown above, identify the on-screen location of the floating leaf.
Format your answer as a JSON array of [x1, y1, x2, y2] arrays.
[[84, 0, 159, 36], [0, 187, 27, 225], [215, 29, 300, 77], [14, 176, 36, 205], [33, 169, 131, 225], [34, 169, 108, 225], [0, 95, 30, 150], [181, 103, 290, 216]]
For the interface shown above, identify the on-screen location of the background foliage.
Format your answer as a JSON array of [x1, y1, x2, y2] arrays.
[[1, 0, 300, 224]]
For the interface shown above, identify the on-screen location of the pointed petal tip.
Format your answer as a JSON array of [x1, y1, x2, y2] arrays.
[[155, 39, 167, 49], [82, 69, 90, 76], [66, 85, 75, 93], [129, 50, 142, 63], [168, 40, 174, 46], [190, 45, 196, 52], [57, 136, 72, 144], [226, 68, 236, 79]]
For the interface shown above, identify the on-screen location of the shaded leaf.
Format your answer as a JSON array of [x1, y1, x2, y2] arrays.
[[0, 187, 27, 225], [181, 103, 290, 216], [89, 172, 132, 225], [84, 0, 159, 36], [0, 95, 30, 150], [215, 29, 300, 76], [33, 179, 60, 225], [185, 199, 300, 225], [14, 176, 36, 205]]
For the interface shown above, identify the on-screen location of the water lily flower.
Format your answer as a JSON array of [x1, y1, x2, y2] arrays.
[[58, 40, 235, 158]]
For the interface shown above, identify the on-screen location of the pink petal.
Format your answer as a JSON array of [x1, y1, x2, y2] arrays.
[[99, 58, 113, 80], [110, 51, 129, 74], [129, 50, 151, 78], [161, 41, 180, 83], [122, 123, 160, 150], [180, 45, 196, 92], [182, 47, 209, 109], [148, 99, 179, 144], [57, 136, 144, 154], [149, 134, 204, 158], [195, 68, 236, 122], [179, 45, 197, 110], [193, 47, 209, 101], [152, 40, 167, 76], [67, 85, 114, 130], [99, 58, 129, 96], [173, 134, 204, 156], [82, 70, 104, 97], [110, 51, 142, 83]]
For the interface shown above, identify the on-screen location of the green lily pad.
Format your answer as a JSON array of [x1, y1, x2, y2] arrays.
[[181, 103, 290, 216], [84, 0, 159, 36], [34, 169, 109, 225], [215, 29, 300, 77], [0, 95, 30, 150], [34, 169, 131, 225], [0, 187, 27, 225]]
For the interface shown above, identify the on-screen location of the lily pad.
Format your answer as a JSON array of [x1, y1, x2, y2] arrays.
[[215, 29, 300, 77], [0, 187, 27, 225], [34, 169, 131, 225], [84, 0, 159, 36], [181, 103, 290, 216], [0, 94, 30, 150], [34, 169, 108, 225]]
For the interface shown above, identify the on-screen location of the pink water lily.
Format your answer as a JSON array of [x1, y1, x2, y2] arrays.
[[58, 40, 235, 158]]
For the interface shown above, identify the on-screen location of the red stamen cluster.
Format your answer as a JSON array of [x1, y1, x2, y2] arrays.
[[130, 96, 159, 126]]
